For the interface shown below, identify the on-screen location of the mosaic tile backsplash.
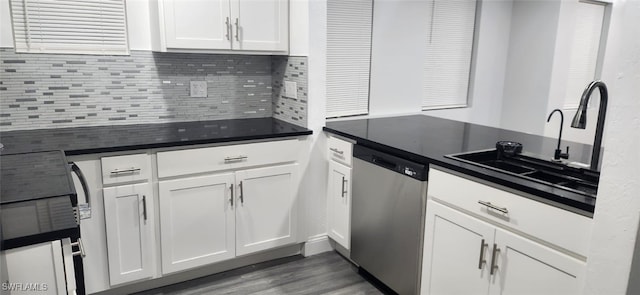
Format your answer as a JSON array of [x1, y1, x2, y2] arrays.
[[0, 49, 280, 131], [272, 56, 308, 128]]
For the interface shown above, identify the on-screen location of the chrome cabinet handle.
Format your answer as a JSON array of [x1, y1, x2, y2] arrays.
[[234, 18, 239, 41], [329, 147, 344, 155], [142, 195, 147, 221], [239, 181, 244, 204], [230, 184, 234, 207], [478, 239, 488, 269], [341, 177, 348, 198], [490, 243, 500, 275], [478, 200, 509, 214], [224, 155, 248, 163], [71, 238, 86, 258], [110, 167, 141, 175], [225, 17, 230, 40]]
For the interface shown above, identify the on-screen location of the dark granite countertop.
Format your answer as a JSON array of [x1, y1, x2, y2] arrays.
[[0, 151, 79, 250], [0, 117, 312, 155], [324, 115, 597, 216], [0, 117, 311, 250]]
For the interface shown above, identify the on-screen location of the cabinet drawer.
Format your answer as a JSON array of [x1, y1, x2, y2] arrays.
[[327, 135, 353, 167], [428, 167, 592, 257], [101, 154, 151, 185], [157, 139, 300, 178]]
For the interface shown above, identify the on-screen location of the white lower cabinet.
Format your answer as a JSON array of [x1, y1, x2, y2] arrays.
[[235, 164, 298, 256], [159, 173, 236, 275], [421, 200, 585, 295], [327, 160, 352, 249], [491, 227, 584, 295], [103, 183, 155, 286], [158, 163, 299, 273], [1, 240, 76, 295]]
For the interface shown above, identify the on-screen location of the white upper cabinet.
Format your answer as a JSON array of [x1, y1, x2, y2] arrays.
[[163, 0, 232, 50], [155, 0, 289, 53], [232, 0, 288, 51]]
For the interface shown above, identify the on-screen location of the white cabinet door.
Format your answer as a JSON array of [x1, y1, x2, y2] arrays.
[[103, 183, 154, 286], [1, 241, 68, 294], [158, 173, 236, 275], [421, 201, 494, 295], [327, 161, 352, 249], [231, 0, 288, 51], [490, 227, 586, 295], [163, 0, 232, 49], [235, 163, 298, 256]]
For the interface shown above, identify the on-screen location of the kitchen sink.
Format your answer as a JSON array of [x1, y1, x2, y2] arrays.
[[446, 149, 599, 197]]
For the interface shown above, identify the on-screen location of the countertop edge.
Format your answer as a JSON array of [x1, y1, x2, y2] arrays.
[[64, 130, 313, 156]]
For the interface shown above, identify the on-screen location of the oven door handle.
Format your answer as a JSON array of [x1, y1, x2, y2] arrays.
[[70, 162, 90, 208]]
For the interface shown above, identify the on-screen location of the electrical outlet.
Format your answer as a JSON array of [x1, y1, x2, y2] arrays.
[[190, 81, 207, 98], [284, 81, 297, 99]]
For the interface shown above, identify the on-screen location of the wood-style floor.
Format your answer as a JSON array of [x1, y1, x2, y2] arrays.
[[136, 251, 386, 295]]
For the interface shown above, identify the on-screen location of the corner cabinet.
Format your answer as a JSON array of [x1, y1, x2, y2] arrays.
[[421, 167, 590, 295], [326, 135, 353, 250], [155, 0, 289, 53]]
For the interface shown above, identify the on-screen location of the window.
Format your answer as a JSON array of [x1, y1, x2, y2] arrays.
[[423, 0, 477, 110], [9, 0, 129, 55], [326, 0, 373, 118], [563, 0, 607, 108]]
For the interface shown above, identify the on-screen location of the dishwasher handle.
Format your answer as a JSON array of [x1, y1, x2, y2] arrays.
[[372, 155, 397, 170]]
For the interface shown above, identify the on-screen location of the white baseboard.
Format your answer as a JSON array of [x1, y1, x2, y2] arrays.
[[302, 234, 333, 257]]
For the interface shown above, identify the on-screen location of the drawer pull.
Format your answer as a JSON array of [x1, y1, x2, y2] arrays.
[[330, 147, 344, 155], [110, 167, 141, 175], [71, 238, 86, 258], [490, 243, 500, 275], [478, 239, 487, 269], [478, 200, 509, 214], [224, 155, 248, 163]]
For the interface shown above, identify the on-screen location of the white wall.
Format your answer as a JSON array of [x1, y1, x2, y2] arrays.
[[499, 0, 561, 136], [582, 0, 640, 292], [368, 0, 428, 116], [289, 0, 309, 56], [0, 0, 13, 47], [299, 0, 329, 245]]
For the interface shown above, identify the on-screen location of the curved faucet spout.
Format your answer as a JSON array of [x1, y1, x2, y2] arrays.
[[570, 80, 608, 171], [547, 109, 568, 161]]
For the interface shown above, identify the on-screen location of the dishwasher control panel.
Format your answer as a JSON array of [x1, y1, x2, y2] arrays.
[[353, 144, 428, 181]]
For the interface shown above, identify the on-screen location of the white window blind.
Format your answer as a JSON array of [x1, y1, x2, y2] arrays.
[[563, 1, 605, 109], [423, 0, 477, 109], [10, 0, 129, 55], [326, 0, 373, 118]]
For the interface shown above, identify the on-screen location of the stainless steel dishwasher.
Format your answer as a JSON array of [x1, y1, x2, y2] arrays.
[[351, 144, 428, 295]]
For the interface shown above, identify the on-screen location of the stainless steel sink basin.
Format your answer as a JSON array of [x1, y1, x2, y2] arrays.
[[446, 149, 599, 197]]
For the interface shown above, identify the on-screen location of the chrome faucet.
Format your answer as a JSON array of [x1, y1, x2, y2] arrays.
[[570, 80, 608, 171]]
